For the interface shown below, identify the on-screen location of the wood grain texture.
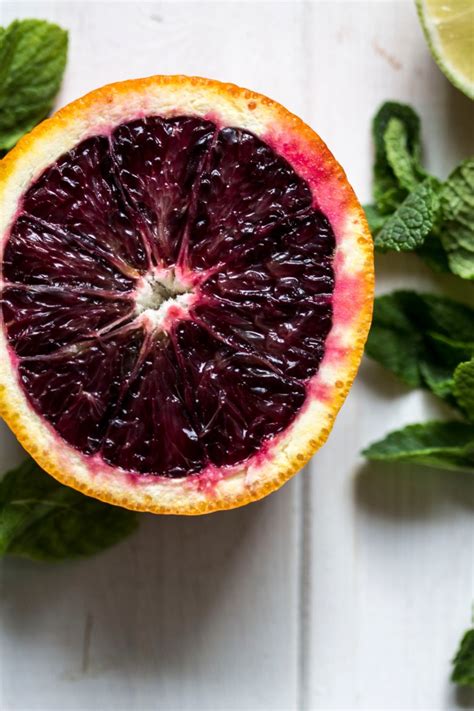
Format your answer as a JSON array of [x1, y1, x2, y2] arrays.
[[0, 2, 473, 710], [302, 3, 474, 709]]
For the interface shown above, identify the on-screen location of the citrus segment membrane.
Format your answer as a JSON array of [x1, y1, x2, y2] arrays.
[[2, 287, 134, 357], [111, 116, 215, 266], [195, 211, 334, 380], [1, 115, 336, 478], [170, 320, 307, 470], [19, 328, 144, 455], [4, 216, 134, 292], [184, 127, 313, 271], [21, 136, 149, 274]]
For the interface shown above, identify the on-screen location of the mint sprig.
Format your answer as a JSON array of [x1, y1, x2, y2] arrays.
[[452, 628, 474, 687], [371, 101, 424, 214], [364, 290, 474, 470], [366, 290, 474, 398], [0, 459, 138, 561], [363, 96, 474, 690], [364, 101, 474, 281], [0, 19, 67, 152]]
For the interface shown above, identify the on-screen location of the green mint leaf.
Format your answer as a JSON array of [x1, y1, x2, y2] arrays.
[[384, 116, 425, 192], [0, 459, 138, 561], [420, 294, 474, 343], [364, 204, 387, 235], [437, 159, 474, 280], [416, 232, 451, 273], [372, 101, 425, 214], [453, 358, 474, 422], [452, 629, 474, 687], [374, 177, 440, 252], [419, 360, 454, 400], [366, 291, 474, 397], [0, 19, 68, 151], [445, 249, 474, 280], [422, 334, 474, 404], [363, 421, 474, 472], [366, 291, 424, 387]]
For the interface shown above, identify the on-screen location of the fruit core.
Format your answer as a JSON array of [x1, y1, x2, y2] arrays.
[[1, 115, 336, 478], [134, 270, 194, 331]]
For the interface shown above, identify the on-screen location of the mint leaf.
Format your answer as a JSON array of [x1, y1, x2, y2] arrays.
[[453, 359, 474, 423], [437, 159, 474, 280], [384, 116, 425, 193], [422, 334, 474, 403], [452, 629, 474, 687], [419, 360, 454, 400], [363, 421, 474, 472], [374, 177, 440, 252], [420, 294, 474, 343], [372, 102, 425, 214], [367, 103, 473, 279], [0, 459, 138, 561], [366, 291, 474, 397], [366, 291, 424, 387], [0, 19, 68, 151], [416, 232, 451, 273], [364, 204, 387, 235]]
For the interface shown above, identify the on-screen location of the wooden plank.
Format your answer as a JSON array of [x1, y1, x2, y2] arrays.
[[304, 2, 474, 709], [1, 492, 301, 710]]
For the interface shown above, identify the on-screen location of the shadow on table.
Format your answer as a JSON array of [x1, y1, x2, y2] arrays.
[[0, 489, 284, 686], [354, 460, 474, 520], [354, 461, 474, 711], [453, 685, 474, 709]]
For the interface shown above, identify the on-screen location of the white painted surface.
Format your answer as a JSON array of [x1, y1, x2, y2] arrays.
[[0, 1, 473, 710]]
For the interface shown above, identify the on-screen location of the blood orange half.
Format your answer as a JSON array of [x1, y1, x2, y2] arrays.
[[0, 76, 373, 514]]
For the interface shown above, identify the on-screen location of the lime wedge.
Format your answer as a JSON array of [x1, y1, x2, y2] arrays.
[[416, 0, 474, 99]]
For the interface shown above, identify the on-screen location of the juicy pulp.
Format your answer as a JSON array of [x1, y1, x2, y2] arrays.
[[1, 115, 336, 477]]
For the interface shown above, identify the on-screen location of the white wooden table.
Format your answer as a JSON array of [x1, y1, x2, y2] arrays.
[[1, 2, 473, 709]]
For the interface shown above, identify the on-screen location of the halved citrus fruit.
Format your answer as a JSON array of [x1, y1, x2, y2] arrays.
[[0, 76, 373, 514], [416, 0, 474, 100]]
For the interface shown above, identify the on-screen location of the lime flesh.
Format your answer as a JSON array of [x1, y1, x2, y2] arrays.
[[416, 0, 474, 99]]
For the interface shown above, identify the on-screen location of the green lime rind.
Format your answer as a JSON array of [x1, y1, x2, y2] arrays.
[[415, 0, 474, 101]]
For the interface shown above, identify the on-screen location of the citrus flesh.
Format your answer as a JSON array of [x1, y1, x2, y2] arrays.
[[0, 77, 373, 514], [417, 0, 474, 99]]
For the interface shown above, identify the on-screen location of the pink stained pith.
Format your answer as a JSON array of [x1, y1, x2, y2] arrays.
[[1, 115, 336, 478]]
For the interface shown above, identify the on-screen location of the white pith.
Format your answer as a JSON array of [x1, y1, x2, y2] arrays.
[[134, 269, 194, 330]]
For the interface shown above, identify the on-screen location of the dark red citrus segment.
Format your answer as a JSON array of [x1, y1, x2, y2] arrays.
[[102, 336, 205, 476], [4, 216, 134, 292], [19, 329, 144, 454], [185, 127, 313, 271], [194, 211, 335, 379], [171, 320, 306, 467], [2, 287, 134, 357], [110, 116, 215, 266], [21, 136, 149, 274]]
